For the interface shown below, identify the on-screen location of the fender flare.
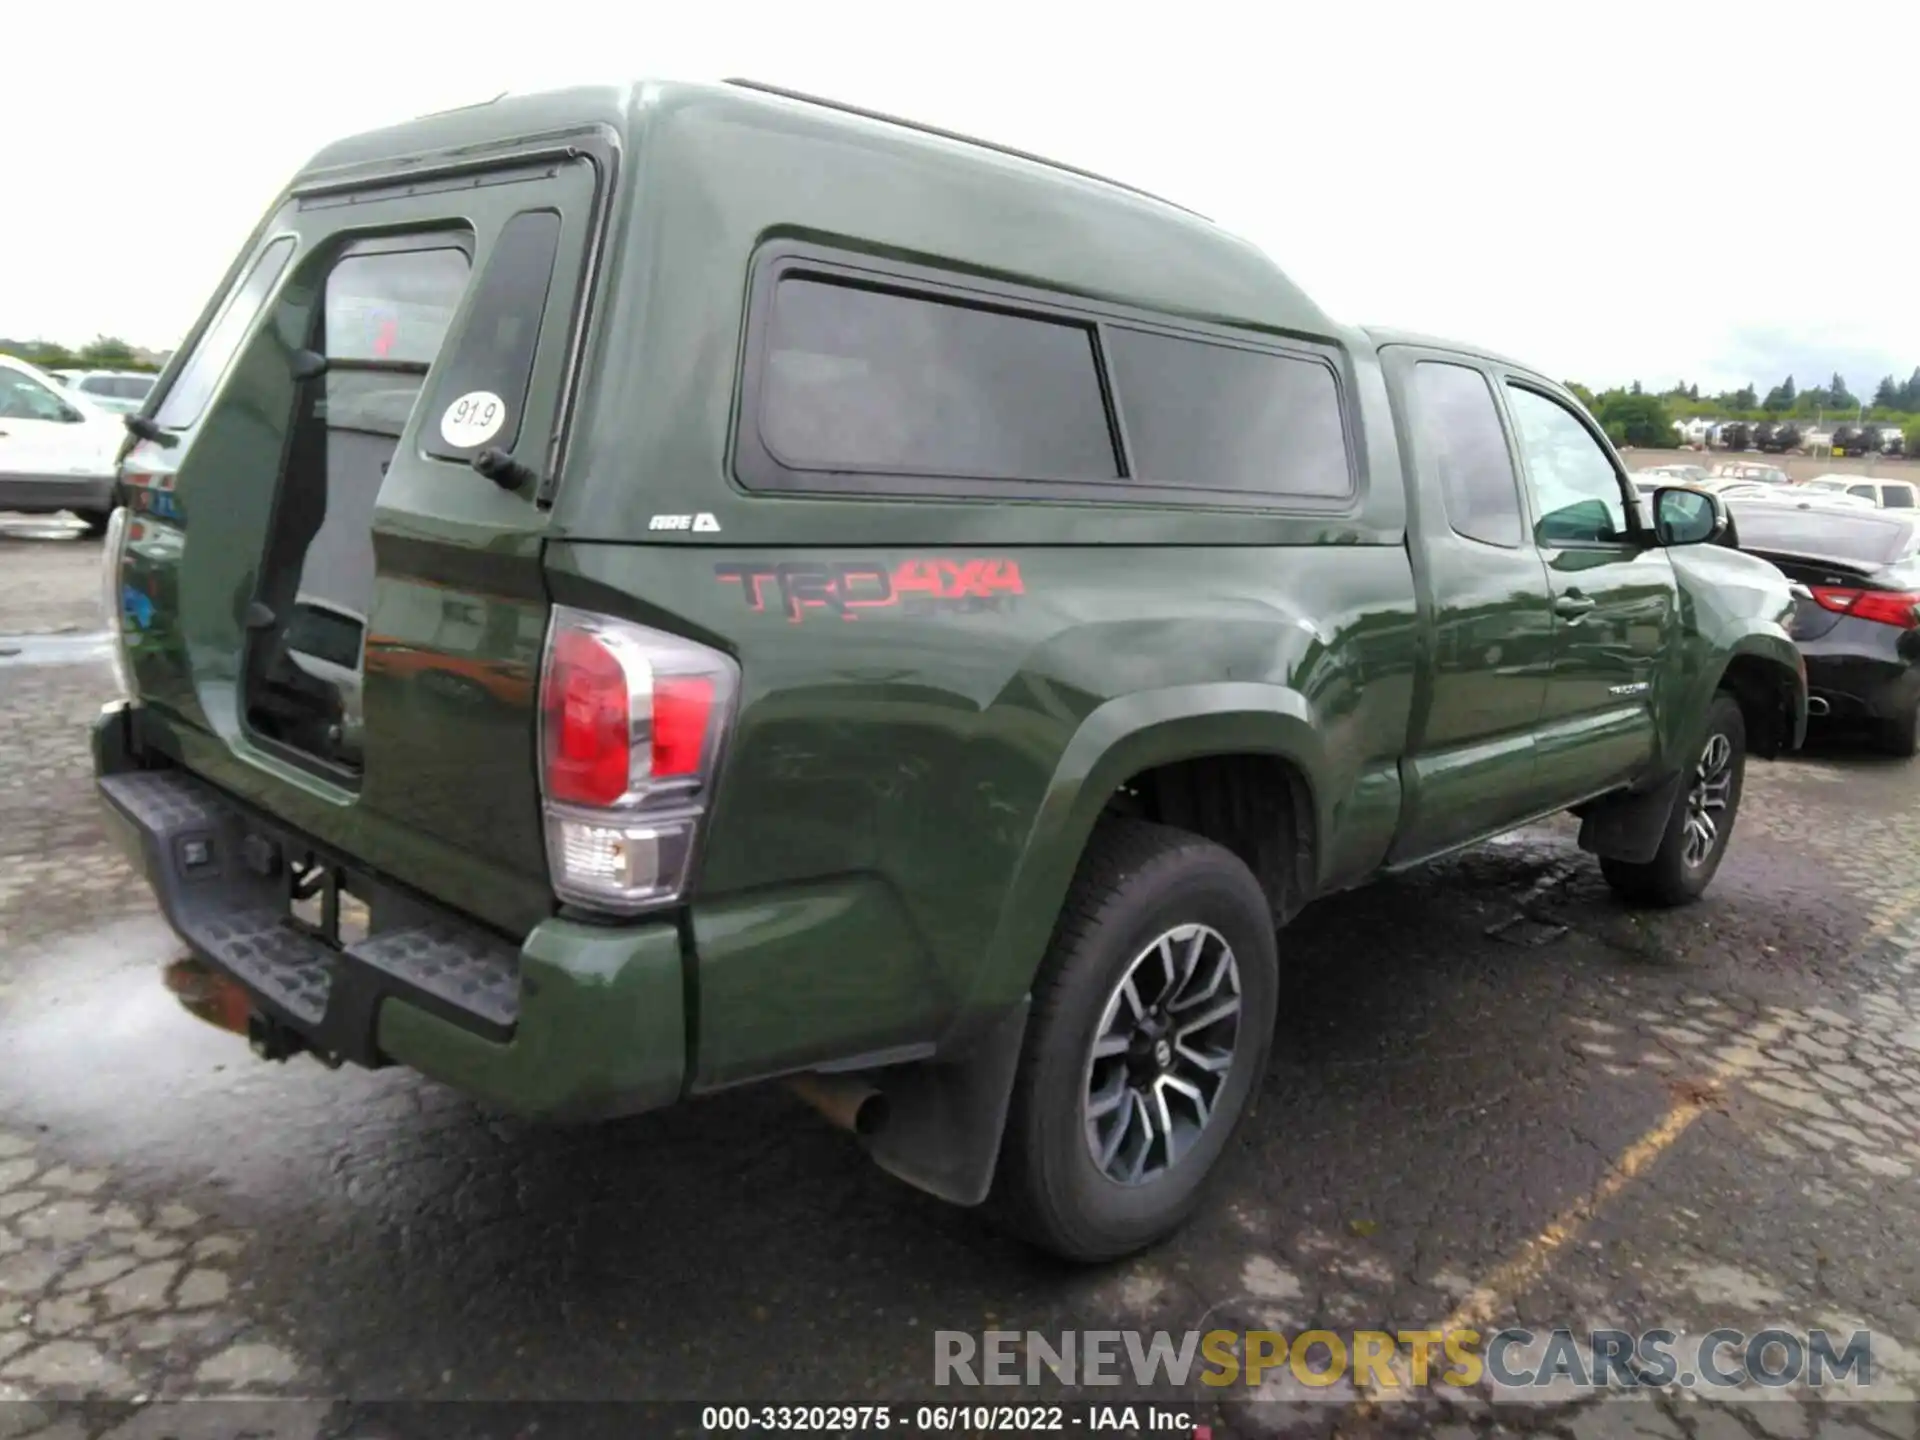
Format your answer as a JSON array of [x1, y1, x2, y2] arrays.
[[1695, 629, 1807, 762], [1584, 630, 1804, 862], [863, 683, 1325, 1208], [966, 682, 1326, 1015]]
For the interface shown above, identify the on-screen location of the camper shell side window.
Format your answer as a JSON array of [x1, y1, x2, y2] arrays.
[[733, 244, 1355, 510]]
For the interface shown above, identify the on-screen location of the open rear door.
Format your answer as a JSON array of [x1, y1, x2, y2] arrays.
[[118, 144, 608, 938]]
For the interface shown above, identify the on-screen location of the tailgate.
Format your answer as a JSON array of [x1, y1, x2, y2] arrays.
[[115, 145, 609, 937]]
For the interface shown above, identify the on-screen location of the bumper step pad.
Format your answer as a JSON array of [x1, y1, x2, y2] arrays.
[[201, 907, 334, 1026], [101, 767, 520, 1063], [352, 921, 520, 1031]]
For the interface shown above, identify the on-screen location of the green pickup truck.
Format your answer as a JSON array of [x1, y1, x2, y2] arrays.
[[94, 78, 1806, 1261]]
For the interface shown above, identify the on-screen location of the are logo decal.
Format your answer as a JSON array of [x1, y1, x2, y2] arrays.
[[650, 512, 722, 533], [715, 558, 1025, 623]]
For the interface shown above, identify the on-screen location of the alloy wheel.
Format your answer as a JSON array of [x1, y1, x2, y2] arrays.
[[1683, 731, 1734, 868], [1081, 923, 1243, 1185]]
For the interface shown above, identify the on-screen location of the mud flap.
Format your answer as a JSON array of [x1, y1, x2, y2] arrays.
[[1576, 770, 1685, 865], [860, 998, 1030, 1208]]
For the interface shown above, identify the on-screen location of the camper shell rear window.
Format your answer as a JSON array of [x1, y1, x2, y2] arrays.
[[421, 209, 565, 463]]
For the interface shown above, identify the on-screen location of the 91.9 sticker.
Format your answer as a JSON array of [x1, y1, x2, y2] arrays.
[[440, 390, 506, 448]]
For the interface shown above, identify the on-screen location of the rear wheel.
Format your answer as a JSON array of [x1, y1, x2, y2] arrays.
[[1601, 692, 1745, 907], [1875, 704, 1920, 759], [990, 820, 1278, 1262]]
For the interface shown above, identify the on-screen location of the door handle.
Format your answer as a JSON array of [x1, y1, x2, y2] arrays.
[[1554, 593, 1596, 617]]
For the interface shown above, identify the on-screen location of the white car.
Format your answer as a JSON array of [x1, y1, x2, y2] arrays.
[[0, 354, 126, 532], [1634, 463, 1711, 485], [1708, 461, 1792, 486], [1799, 475, 1920, 512], [1730, 484, 1875, 512], [64, 370, 157, 415]]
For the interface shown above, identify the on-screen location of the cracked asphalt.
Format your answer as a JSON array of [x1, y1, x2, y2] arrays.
[[5, 515, 1920, 1439]]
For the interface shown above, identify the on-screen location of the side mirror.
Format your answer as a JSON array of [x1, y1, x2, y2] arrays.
[[1653, 486, 1723, 546]]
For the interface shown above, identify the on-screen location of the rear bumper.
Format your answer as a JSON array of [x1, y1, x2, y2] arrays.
[[0, 471, 114, 513], [93, 703, 685, 1121], [1800, 628, 1920, 722]]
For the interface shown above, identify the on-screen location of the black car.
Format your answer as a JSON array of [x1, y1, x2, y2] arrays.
[[1730, 501, 1920, 755]]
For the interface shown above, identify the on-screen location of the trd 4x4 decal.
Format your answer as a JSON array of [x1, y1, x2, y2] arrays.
[[714, 558, 1024, 623]]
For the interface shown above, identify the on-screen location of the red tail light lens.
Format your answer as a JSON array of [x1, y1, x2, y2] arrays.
[[1811, 586, 1920, 628], [543, 628, 633, 806], [652, 677, 716, 777], [538, 607, 740, 913]]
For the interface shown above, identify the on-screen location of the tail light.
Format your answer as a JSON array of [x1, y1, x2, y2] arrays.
[[538, 606, 740, 914], [1810, 586, 1920, 629], [99, 506, 134, 699]]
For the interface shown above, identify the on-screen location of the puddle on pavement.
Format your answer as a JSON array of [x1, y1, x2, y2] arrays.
[[0, 515, 89, 540], [0, 915, 394, 1188], [0, 631, 112, 667]]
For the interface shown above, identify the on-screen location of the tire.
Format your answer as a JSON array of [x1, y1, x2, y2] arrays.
[[989, 819, 1279, 1262], [1875, 704, 1920, 759], [1600, 692, 1746, 907]]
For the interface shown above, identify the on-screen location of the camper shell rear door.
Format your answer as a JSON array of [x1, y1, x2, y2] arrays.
[[119, 137, 611, 937]]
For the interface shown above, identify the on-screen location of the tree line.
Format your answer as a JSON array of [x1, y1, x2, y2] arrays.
[[0, 336, 163, 373], [1565, 369, 1920, 450]]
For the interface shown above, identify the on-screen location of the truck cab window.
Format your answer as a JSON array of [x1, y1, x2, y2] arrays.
[[1505, 384, 1630, 547], [1411, 360, 1522, 547]]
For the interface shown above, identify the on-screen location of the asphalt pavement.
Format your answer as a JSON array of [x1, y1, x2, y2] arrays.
[[3, 516, 1920, 1439]]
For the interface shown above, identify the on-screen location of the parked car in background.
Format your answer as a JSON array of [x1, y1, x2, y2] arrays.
[[66, 370, 157, 415], [1831, 425, 1875, 458], [1636, 463, 1711, 485], [1727, 485, 1874, 512], [1800, 475, 1920, 511], [1729, 502, 1920, 754], [1711, 461, 1791, 486], [0, 354, 124, 533], [1714, 481, 1865, 509]]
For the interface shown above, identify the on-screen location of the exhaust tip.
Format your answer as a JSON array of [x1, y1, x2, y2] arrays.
[[786, 1072, 889, 1137], [1807, 696, 1831, 717]]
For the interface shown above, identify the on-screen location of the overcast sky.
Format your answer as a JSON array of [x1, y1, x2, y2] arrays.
[[6, 0, 1914, 395]]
